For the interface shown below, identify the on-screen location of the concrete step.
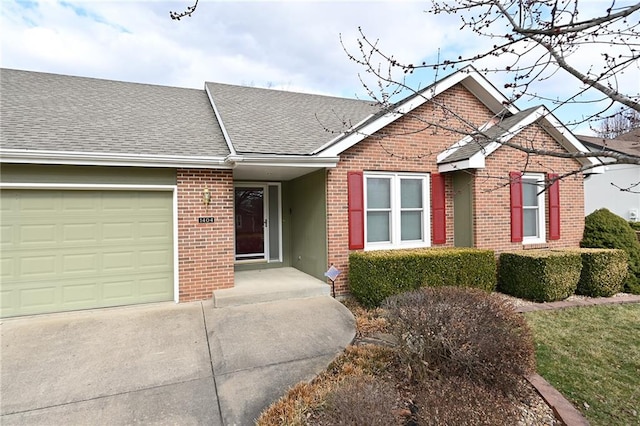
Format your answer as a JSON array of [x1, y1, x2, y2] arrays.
[[213, 268, 333, 308]]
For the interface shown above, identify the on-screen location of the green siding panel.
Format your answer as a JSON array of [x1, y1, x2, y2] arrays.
[[1, 164, 176, 185], [289, 170, 328, 280], [0, 190, 174, 317], [453, 172, 474, 247]]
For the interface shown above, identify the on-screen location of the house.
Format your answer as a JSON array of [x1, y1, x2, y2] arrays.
[[579, 130, 640, 221], [0, 67, 600, 317]]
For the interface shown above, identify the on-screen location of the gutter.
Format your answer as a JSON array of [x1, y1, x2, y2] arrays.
[[0, 149, 231, 169]]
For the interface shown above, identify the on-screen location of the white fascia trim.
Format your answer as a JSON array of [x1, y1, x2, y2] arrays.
[[460, 72, 519, 115], [438, 157, 486, 173], [0, 149, 230, 169], [316, 67, 494, 158], [538, 109, 601, 169], [205, 84, 237, 156], [225, 154, 340, 169]]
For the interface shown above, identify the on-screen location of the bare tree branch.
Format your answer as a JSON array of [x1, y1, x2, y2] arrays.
[[170, 0, 199, 21]]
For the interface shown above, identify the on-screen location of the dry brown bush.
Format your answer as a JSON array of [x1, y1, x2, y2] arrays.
[[384, 286, 535, 393]]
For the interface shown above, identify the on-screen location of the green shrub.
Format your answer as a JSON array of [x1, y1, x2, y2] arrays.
[[582, 209, 640, 294], [384, 287, 535, 394], [574, 248, 627, 297], [628, 221, 640, 231], [349, 248, 496, 307], [498, 250, 581, 302]]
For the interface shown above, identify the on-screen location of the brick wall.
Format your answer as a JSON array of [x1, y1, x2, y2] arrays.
[[177, 169, 234, 301], [473, 123, 585, 252], [326, 84, 586, 295]]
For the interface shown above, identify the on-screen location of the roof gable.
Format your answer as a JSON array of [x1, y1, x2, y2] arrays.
[[313, 66, 518, 157], [437, 105, 601, 172]]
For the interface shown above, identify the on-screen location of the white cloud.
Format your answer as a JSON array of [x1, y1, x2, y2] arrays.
[[1, 0, 637, 133]]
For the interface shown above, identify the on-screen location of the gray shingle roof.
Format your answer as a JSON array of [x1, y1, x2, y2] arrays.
[[440, 107, 540, 164], [206, 82, 380, 155], [578, 130, 640, 157], [1, 69, 229, 158]]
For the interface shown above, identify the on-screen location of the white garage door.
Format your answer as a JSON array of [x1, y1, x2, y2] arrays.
[[1, 189, 174, 317]]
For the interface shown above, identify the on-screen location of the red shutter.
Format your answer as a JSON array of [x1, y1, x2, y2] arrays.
[[431, 173, 446, 244], [548, 173, 560, 240], [347, 171, 365, 250], [509, 171, 523, 243]]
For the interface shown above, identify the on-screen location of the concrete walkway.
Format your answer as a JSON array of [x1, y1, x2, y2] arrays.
[[0, 297, 355, 425]]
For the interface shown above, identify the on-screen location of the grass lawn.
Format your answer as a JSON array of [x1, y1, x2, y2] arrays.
[[525, 304, 640, 426]]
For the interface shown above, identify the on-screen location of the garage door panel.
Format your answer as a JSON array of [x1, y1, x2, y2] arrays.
[[102, 222, 136, 242], [1, 224, 13, 245], [19, 286, 58, 310], [20, 254, 58, 277], [62, 282, 99, 304], [103, 251, 136, 271], [0, 190, 174, 317], [61, 192, 99, 212], [140, 276, 173, 297], [102, 279, 137, 301], [62, 253, 99, 274], [20, 224, 57, 246], [1, 257, 13, 278], [63, 223, 99, 243], [101, 193, 137, 212], [139, 249, 172, 269], [139, 220, 172, 240], [18, 193, 58, 213]]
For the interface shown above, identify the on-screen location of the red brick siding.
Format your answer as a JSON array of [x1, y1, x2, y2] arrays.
[[177, 169, 234, 301], [326, 84, 585, 295], [473, 124, 585, 253]]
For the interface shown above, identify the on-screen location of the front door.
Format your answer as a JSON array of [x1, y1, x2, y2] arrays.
[[234, 183, 282, 263], [235, 186, 266, 261]]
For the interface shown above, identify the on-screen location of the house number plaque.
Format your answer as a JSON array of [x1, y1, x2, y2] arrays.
[[198, 217, 215, 223]]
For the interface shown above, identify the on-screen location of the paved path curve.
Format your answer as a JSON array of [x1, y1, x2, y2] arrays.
[[0, 297, 355, 426]]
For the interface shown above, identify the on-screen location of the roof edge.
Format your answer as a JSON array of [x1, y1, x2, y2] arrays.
[[0, 149, 230, 169], [205, 83, 237, 156]]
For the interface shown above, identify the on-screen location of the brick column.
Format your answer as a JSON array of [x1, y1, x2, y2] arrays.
[[177, 169, 234, 301]]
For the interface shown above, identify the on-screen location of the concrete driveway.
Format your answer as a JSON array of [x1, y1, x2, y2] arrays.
[[0, 297, 355, 425]]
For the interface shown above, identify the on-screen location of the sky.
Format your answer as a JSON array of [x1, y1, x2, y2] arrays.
[[2, 0, 639, 135]]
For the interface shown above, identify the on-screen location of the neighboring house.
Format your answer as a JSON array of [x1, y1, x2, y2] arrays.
[[0, 67, 600, 317], [579, 130, 640, 221]]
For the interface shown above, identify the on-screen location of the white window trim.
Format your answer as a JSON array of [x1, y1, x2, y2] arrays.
[[363, 172, 431, 250], [522, 173, 546, 244]]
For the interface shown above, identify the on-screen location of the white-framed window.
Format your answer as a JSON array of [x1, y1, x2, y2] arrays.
[[522, 173, 545, 244], [364, 172, 431, 249]]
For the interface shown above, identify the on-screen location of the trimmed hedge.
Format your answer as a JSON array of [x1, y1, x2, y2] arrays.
[[498, 250, 581, 302], [574, 248, 627, 297], [349, 248, 496, 308]]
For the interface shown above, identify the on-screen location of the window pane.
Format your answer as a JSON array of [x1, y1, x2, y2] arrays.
[[367, 211, 390, 242], [401, 211, 422, 241], [367, 178, 391, 209], [401, 179, 422, 208], [522, 181, 539, 207], [523, 209, 538, 237]]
